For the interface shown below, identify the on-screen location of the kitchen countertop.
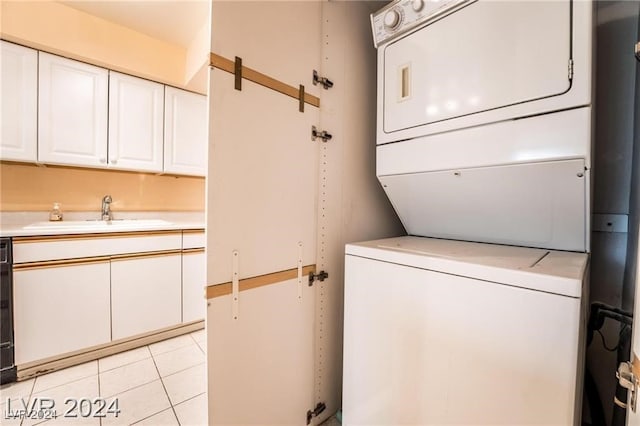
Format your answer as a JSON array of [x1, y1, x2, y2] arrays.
[[0, 211, 205, 237]]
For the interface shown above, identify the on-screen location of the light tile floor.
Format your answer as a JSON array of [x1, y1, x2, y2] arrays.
[[1, 330, 207, 426]]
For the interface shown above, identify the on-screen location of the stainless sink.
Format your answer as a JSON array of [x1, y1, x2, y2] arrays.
[[23, 219, 173, 230]]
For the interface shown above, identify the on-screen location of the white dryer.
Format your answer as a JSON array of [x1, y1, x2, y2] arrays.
[[343, 236, 588, 425], [373, 0, 594, 251]]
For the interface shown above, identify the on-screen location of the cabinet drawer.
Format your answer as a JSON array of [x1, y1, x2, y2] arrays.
[[14, 232, 182, 263], [183, 230, 205, 249]]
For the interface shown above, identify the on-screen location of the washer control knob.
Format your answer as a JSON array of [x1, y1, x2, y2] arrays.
[[412, 0, 425, 12], [384, 9, 401, 29]]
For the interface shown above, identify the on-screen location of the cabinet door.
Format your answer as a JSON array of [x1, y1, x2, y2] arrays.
[[343, 254, 581, 425], [207, 3, 320, 424], [108, 72, 164, 172], [13, 261, 111, 365], [111, 253, 182, 340], [182, 250, 206, 323], [164, 87, 207, 176], [38, 52, 108, 167], [0, 41, 37, 162], [207, 3, 406, 424]]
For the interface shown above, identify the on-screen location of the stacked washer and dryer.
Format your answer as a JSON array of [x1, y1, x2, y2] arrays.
[[343, 0, 593, 424]]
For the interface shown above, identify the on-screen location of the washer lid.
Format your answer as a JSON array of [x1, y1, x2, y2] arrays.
[[345, 236, 588, 298]]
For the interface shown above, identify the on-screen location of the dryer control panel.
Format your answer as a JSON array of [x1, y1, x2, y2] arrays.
[[371, 0, 472, 47]]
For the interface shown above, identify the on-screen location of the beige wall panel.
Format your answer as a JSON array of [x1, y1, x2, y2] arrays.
[[207, 1, 404, 423], [313, 2, 406, 421], [207, 70, 319, 283], [207, 1, 321, 423], [0, 163, 205, 212], [0, 1, 195, 91], [210, 1, 322, 98], [207, 279, 315, 425]]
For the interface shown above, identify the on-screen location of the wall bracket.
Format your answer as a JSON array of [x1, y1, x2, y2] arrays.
[[232, 250, 239, 319], [234, 57, 242, 91]]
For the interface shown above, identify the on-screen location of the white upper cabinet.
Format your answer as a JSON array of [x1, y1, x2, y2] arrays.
[[108, 72, 164, 172], [164, 87, 207, 176], [38, 52, 108, 167], [6, 47, 205, 175], [0, 41, 38, 162]]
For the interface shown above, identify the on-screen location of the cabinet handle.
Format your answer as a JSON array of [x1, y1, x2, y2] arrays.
[[111, 159, 118, 165], [99, 158, 107, 164]]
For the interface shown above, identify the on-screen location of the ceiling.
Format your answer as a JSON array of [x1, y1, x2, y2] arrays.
[[59, 1, 209, 47]]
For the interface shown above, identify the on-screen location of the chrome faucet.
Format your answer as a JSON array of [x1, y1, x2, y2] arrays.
[[101, 195, 113, 221]]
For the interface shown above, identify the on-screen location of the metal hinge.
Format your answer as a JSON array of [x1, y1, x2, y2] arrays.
[[617, 361, 638, 412], [313, 70, 333, 89], [311, 126, 332, 142], [306, 402, 326, 425], [568, 59, 574, 80], [635, 41, 640, 62], [309, 270, 329, 286]]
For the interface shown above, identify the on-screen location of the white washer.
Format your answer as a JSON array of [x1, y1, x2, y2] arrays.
[[343, 236, 588, 425], [373, 0, 594, 251]]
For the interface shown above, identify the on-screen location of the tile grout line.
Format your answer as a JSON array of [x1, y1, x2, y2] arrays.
[[97, 366, 102, 426], [19, 378, 37, 426], [149, 349, 181, 426], [148, 335, 198, 358], [29, 367, 99, 426], [98, 351, 153, 375], [149, 345, 195, 358], [151, 341, 206, 378], [130, 407, 175, 425], [157, 362, 206, 383], [172, 391, 206, 409], [97, 353, 160, 400], [98, 354, 203, 400], [101, 377, 160, 401], [28, 363, 97, 399], [190, 333, 206, 356]]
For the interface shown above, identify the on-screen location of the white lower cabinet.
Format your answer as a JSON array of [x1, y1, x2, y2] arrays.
[[13, 261, 111, 365], [110, 253, 182, 340], [12, 230, 204, 366], [182, 251, 206, 323]]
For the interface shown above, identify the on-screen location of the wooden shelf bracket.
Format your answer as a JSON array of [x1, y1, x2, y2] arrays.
[[210, 52, 320, 111]]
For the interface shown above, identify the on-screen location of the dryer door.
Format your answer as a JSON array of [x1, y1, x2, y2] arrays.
[[383, 0, 572, 134]]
